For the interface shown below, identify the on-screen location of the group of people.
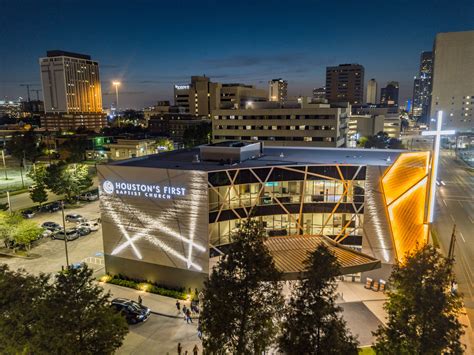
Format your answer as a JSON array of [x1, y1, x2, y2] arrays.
[[175, 300, 199, 324], [177, 343, 199, 355]]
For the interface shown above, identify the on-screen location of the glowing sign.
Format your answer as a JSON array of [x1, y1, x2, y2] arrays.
[[174, 85, 190, 90], [102, 180, 186, 200]]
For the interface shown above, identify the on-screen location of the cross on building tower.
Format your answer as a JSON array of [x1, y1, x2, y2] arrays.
[[421, 111, 455, 223]]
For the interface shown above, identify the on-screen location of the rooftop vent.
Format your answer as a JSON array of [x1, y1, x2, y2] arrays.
[[199, 141, 263, 163]]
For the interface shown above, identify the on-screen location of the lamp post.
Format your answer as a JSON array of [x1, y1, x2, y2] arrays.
[[112, 81, 121, 127], [1, 149, 7, 180], [61, 201, 70, 267]]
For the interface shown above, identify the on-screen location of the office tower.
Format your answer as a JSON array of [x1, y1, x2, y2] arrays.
[[174, 76, 266, 116], [430, 30, 474, 132], [212, 100, 349, 148], [268, 78, 288, 103], [412, 51, 433, 121], [39, 50, 106, 130], [325, 64, 364, 104], [366, 79, 378, 104], [312, 87, 326, 100], [380, 81, 399, 107]]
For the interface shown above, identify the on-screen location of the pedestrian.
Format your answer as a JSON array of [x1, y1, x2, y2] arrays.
[[193, 344, 199, 355], [197, 322, 202, 339], [138, 295, 142, 305], [176, 300, 181, 311], [186, 308, 193, 323], [177, 343, 182, 355]]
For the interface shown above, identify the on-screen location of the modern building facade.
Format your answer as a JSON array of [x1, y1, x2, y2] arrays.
[[39, 50, 106, 130], [98, 142, 431, 288], [348, 114, 401, 144], [212, 101, 349, 148], [430, 30, 474, 132], [269, 78, 288, 103], [104, 138, 159, 160], [325, 64, 364, 104], [174, 76, 267, 116], [412, 52, 433, 121], [366, 79, 377, 104], [380, 81, 399, 107], [312, 87, 326, 100]]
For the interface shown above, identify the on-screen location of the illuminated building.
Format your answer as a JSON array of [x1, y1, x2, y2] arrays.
[[430, 30, 474, 132], [39, 50, 106, 131], [366, 79, 377, 104], [325, 64, 365, 104], [174, 76, 266, 117], [212, 100, 349, 148], [268, 78, 288, 103], [99, 142, 431, 288], [312, 87, 326, 100], [380, 81, 399, 107], [348, 114, 401, 143], [412, 51, 432, 121]]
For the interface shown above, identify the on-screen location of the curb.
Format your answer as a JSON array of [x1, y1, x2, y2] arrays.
[[150, 310, 200, 320]]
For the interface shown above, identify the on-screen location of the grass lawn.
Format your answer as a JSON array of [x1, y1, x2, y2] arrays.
[[359, 347, 375, 354]]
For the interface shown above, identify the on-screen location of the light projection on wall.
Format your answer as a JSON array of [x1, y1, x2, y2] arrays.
[[100, 169, 208, 273]]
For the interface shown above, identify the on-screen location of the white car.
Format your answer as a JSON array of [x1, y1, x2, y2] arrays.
[[79, 192, 99, 201], [77, 221, 100, 231]]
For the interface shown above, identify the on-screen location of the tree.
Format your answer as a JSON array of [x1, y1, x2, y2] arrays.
[[279, 243, 359, 354], [156, 137, 174, 151], [0, 264, 128, 354], [27, 165, 49, 206], [60, 137, 89, 163], [11, 219, 43, 251], [182, 122, 211, 148], [200, 220, 284, 353], [5, 130, 44, 165], [45, 162, 93, 201], [373, 244, 465, 354], [364, 131, 404, 149]]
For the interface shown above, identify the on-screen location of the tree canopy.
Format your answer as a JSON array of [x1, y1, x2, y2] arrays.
[[0, 211, 42, 250], [182, 122, 211, 148], [0, 264, 128, 354], [279, 243, 359, 354], [5, 131, 45, 165], [373, 244, 465, 354], [363, 131, 403, 149], [45, 162, 93, 201], [200, 220, 284, 353]]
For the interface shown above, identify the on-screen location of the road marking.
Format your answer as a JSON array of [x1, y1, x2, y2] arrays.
[[443, 200, 448, 207], [459, 232, 466, 243], [469, 216, 474, 224], [450, 214, 455, 223], [458, 201, 463, 207]]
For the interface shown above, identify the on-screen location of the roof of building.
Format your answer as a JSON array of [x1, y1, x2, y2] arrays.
[[46, 50, 91, 60], [109, 144, 405, 171], [265, 235, 381, 278]]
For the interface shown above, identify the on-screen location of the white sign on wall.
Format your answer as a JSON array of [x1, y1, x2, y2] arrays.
[[102, 180, 186, 200]]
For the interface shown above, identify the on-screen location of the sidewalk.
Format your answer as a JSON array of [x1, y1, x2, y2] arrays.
[[101, 283, 194, 319]]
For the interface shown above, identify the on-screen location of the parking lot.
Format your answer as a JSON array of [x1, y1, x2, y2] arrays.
[[1, 200, 104, 276]]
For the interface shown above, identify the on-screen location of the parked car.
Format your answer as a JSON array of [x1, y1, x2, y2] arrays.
[[41, 201, 61, 213], [52, 229, 79, 241], [78, 192, 99, 201], [21, 210, 36, 219], [41, 221, 62, 231], [77, 221, 100, 231], [75, 226, 91, 236], [65, 214, 85, 223], [40, 229, 53, 238], [110, 298, 151, 324]]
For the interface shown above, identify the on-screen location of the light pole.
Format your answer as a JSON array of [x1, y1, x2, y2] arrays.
[[112, 81, 121, 127], [1, 149, 7, 180], [61, 201, 70, 267]]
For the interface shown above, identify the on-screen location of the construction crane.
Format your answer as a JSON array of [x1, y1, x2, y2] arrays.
[[19, 84, 39, 102], [31, 89, 42, 101]]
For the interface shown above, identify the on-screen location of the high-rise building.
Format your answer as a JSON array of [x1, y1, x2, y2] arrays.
[[412, 51, 433, 121], [312, 87, 326, 100], [174, 76, 266, 116], [366, 79, 377, 104], [380, 81, 399, 107], [325, 64, 364, 104], [430, 30, 474, 132], [39, 50, 106, 131], [268, 78, 288, 103]]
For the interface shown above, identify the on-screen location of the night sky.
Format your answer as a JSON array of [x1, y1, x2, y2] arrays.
[[1, 0, 472, 109]]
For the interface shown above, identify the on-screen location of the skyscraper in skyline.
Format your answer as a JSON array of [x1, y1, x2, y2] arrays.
[[412, 51, 433, 121], [325, 64, 364, 104], [268, 78, 288, 103], [366, 78, 378, 104], [430, 30, 474, 131], [39, 50, 106, 130], [380, 81, 399, 107]]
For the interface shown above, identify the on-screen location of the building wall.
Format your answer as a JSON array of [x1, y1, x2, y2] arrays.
[[268, 79, 288, 103], [430, 31, 474, 132], [212, 107, 349, 148], [325, 64, 365, 104], [98, 165, 209, 289], [366, 79, 377, 104], [41, 113, 107, 132]]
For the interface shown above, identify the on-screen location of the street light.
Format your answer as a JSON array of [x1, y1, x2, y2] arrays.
[[112, 81, 121, 110], [60, 201, 70, 267]]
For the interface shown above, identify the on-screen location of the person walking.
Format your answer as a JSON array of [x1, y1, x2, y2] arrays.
[[193, 344, 199, 355], [177, 343, 182, 355], [176, 300, 181, 311], [186, 308, 192, 323], [138, 295, 142, 305]]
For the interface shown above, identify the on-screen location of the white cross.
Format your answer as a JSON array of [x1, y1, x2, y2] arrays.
[[421, 111, 455, 223]]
